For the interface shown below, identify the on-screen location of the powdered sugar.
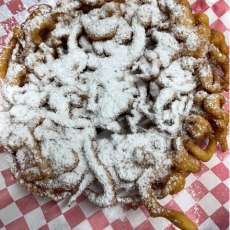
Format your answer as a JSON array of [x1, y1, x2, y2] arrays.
[[173, 26, 200, 51], [151, 30, 180, 68]]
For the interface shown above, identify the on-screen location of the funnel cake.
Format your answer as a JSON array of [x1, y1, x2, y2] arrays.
[[0, 0, 229, 229]]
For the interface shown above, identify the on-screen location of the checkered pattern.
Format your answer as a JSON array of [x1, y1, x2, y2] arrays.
[[0, 0, 229, 229]]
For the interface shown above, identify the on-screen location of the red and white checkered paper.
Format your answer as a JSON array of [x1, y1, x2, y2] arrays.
[[0, 0, 229, 229]]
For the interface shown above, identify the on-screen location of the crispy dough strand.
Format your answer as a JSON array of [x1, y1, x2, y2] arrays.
[[164, 210, 198, 230], [216, 129, 228, 151], [184, 136, 217, 162], [194, 12, 229, 92], [173, 148, 201, 173], [68, 173, 94, 205], [138, 169, 197, 230], [211, 114, 229, 151], [185, 115, 212, 141], [199, 71, 222, 93], [209, 48, 229, 91], [31, 13, 63, 45], [182, 12, 210, 58], [158, 172, 186, 198], [211, 30, 229, 57], [203, 94, 229, 151], [84, 139, 116, 207], [0, 44, 14, 79], [81, 15, 118, 41], [210, 29, 229, 91], [203, 94, 225, 119], [176, 0, 195, 26], [194, 13, 209, 26], [9, 68, 27, 86], [0, 34, 18, 79], [215, 124, 228, 151]]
